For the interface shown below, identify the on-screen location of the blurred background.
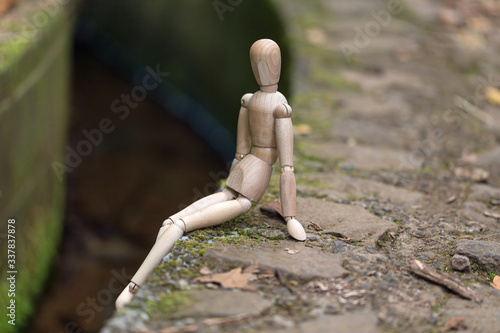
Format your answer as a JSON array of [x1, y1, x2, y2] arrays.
[[0, 0, 289, 332]]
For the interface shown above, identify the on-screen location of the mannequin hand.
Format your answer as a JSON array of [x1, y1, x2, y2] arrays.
[[286, 218, 306, 241]]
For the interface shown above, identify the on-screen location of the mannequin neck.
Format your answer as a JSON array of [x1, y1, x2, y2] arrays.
[[259, 83, 278, 93]]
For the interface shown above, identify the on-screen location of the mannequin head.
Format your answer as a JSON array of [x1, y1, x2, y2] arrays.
[[249, 39, 281, 91]]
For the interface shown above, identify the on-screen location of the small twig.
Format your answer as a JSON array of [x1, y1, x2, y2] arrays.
[[307, 220, 323, 231], [446, 195, 457, 204], [475, 232, 500, 240], [410, 260, 482, 303], [483, 211, 500, 220], [160, 313, 257, 333], [276, 268, 299, 295], [339, 237, 352, 243], [454, 95, 494, 125], [410, 232, 432, 239]]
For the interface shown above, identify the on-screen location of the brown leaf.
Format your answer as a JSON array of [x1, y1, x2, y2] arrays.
[[261, 270, 275, 276], [472, 168, 489, 182], [491, 275, 500, 291], [0, 0, 16, 15], [194, 267, 256, 291], [293, 124, 313, 135], [199, 266, 212, 275], [442, 316, 465, 331], [243, 264, 259, 274], [305, 28, 327, 46], [339, 237, 352, 243], [459, 235, 473, 240], [486, 86, 500, 105], [260, 199, 284, 218], [453, 167, 471, 180], [446, 195, 457, 204], [284, 248, 300, 254]]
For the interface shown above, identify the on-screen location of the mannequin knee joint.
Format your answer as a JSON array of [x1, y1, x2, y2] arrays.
[[237, 197, 252, 214]]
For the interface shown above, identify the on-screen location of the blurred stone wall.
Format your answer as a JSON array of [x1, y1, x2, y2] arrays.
[[0, 1, 77, 331]]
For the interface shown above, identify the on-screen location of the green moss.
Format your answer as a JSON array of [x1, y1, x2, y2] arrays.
[[146, 291, 192, 316], [309, 66, 359, 91], [295, 176, 332, 189], [0, 37, 30, 73], [431, 294, 449, 314]]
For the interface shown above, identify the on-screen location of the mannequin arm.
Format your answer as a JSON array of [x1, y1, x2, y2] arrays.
[[274, 103, 295, 218], [231, 93, 253, 171]]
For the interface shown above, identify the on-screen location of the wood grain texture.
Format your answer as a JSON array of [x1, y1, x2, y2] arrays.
[[236, 107, 251, 156], [249, 39, 281, 87], [247, 91, 287, 148], [168, 190, 234, 223], [182, 197, 252, 232], [287, 218, 306, 241], [119, 39, 307, 310], [236, 94, 253, 157], [251, 146, 278, 165], [275, 117, 294, 167], [132, 224, 184, 286], [280, 170, 296, 217], [226, 154, 273, 202], [273, 103, 292, 118]]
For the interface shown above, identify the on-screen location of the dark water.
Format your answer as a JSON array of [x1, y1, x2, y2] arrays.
[[24, 49, 226, 333]]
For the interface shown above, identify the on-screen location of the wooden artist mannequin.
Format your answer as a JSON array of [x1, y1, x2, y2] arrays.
[[116, 39, 306, 309]]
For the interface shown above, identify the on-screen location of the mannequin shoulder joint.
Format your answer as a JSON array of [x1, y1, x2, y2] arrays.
[[241, 93, 253, 108], [273, 103, 292, 118]]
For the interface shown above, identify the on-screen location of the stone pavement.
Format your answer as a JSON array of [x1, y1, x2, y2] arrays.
[[103, 0, 500, 332]]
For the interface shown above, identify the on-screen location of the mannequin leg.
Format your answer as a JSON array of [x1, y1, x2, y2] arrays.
[[156, 188, 237, 240], [116, 195, 252, 309]]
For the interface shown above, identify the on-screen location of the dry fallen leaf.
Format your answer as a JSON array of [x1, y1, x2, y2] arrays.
[[243, 264, 259, 274], [446, 195, 457, 204], [453, 167, 471, 180], [260, 199, 283, 218], [471, 168, 489, 182], [442, 316, 465, 331], [293, 124, 312, 135], [485, 86, 500, 105], [199, 266, 212, 275], [305, 28, 327, 45], [193, 267, 256, 291], [467, 16, 492, 33], [491, 275, 500, 291], [0, 0, 16, 15], [284, 248, 300, 255], [459, 152, 477, 164], [261, 270, 275, 276], [458, 31, 485, 49]]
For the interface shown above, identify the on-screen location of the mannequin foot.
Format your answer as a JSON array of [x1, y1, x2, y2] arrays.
[[287, 218, 306, 241]]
